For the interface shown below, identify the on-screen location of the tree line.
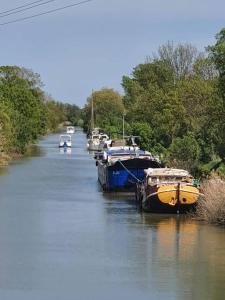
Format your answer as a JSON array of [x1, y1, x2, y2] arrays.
[[0, 66, 81, 163], [83, 28, 225, 176]]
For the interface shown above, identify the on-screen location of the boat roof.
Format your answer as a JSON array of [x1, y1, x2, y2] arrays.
[[145, 168, 190, 177], [106, 149, 150, 156]]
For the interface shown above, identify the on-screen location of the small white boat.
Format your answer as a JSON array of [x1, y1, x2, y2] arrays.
[[66, 126, 75, 134], [87, 134, 100, 151], [59, 135, 72, 148], [98, 134, 112, 151]]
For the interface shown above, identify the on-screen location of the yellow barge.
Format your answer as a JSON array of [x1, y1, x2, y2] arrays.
[[136, 168, 203, 213]]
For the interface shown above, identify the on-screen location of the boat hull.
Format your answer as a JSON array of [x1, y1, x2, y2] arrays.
[[138, 183, 200, 213], [98, 158, 161, 192], [59, 143, 71, 148]]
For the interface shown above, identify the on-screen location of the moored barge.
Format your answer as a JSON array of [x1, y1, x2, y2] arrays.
[[136, 168, 203, 213], [97, 148, 161, 192]]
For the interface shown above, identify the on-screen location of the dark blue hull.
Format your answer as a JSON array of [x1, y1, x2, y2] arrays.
[[98, 158, 161, 192]]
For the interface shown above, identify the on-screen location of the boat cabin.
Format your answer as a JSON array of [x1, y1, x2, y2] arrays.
[[59, 134, 72, 148], [145, 168, 193, 185]]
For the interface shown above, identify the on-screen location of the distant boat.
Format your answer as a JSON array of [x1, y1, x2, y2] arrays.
[[98, 133, 112, 151], [66, 126, 75, 134], [59, 134, 72, 148], [136, 168, 203, 213], [97, 148, 161, 192], [87, 132, 101, 151]]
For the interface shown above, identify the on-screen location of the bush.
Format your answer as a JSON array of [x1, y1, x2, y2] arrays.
[[195, 176, 225, 225]]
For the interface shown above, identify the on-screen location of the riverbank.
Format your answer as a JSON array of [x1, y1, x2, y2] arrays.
[[0, 145, 37, 167], [0, 124, 66, 167], [0, 153, 10, 167]]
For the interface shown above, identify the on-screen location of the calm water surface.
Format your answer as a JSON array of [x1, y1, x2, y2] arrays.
[[0, 130, 224, 300]]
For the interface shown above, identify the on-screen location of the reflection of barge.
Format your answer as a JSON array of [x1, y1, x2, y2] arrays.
[[97, 148, 161, 192], [136, 168, 203, 213]]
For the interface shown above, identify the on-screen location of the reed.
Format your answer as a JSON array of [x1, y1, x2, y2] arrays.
[[195, 176, 225, 225]]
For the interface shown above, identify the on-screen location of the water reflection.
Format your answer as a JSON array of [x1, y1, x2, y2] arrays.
[[24, 144, 44, 157], [59, 147, 72, 155], [0, 131, 225, 300], [0, 167, 8, 176], [103, 198, 225, 299]]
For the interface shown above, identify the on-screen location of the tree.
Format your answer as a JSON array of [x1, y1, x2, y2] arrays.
[[208, 28, 225, 160], [0, 101, 12, 154], [157, 41, 199, 81], [83, 88, 124, 136], [193, 56, 218, 81], [0, 65, 69, 154], [167, 134, 201, 173], [64, 103, 81, 125]]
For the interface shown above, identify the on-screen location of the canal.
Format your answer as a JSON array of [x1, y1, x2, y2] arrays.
[[0, 130, 224, 300]]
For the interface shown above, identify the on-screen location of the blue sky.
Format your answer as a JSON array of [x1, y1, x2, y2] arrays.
[[0, 0, 225, 107]]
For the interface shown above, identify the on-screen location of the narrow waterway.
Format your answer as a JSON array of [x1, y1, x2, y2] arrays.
[[0, 130, 224, 300]]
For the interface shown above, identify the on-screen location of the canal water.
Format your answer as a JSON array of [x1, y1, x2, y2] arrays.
[[0, 130, 224, 300]]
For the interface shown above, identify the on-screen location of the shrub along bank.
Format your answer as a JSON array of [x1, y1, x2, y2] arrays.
[[195, 176, 225, 225]]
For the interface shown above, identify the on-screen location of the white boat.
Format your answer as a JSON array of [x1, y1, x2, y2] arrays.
[[98, 134, 112, 151], [66, 126, 75, 134], [59, 134, 72, 148], [87, 134, 101, 151]]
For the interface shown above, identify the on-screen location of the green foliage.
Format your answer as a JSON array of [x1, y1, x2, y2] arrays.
[[130, 122, 154, 151], [0, 101, 13, 153], [45, 100, 65, 131], [0, 66, 51, 152], [208, 28, 225, 93], [198, 159, 222, 177], [118, 36, 225, 175], [217, 163, 225, 176], [193, 56, 218, 81], [132, 60, 174, 90], [83, 88, 124, 137], [208, 28, 225, 160], [64, 103, 81, 125], [166, 134, 201, 172]]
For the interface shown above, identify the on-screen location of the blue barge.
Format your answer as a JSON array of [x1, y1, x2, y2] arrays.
[[97, 148, 161, 192]]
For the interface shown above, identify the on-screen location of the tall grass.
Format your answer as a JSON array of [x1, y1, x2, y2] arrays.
[[195, 176, 225, 225]]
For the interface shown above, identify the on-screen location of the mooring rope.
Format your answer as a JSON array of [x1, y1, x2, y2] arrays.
[[117, 159, 142, 183]]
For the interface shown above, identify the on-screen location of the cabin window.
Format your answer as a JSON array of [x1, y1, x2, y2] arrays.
[[148, 177, 157, 184]]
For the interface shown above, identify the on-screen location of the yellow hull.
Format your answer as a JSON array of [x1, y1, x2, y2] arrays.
[[150, 184, 202, 206]]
